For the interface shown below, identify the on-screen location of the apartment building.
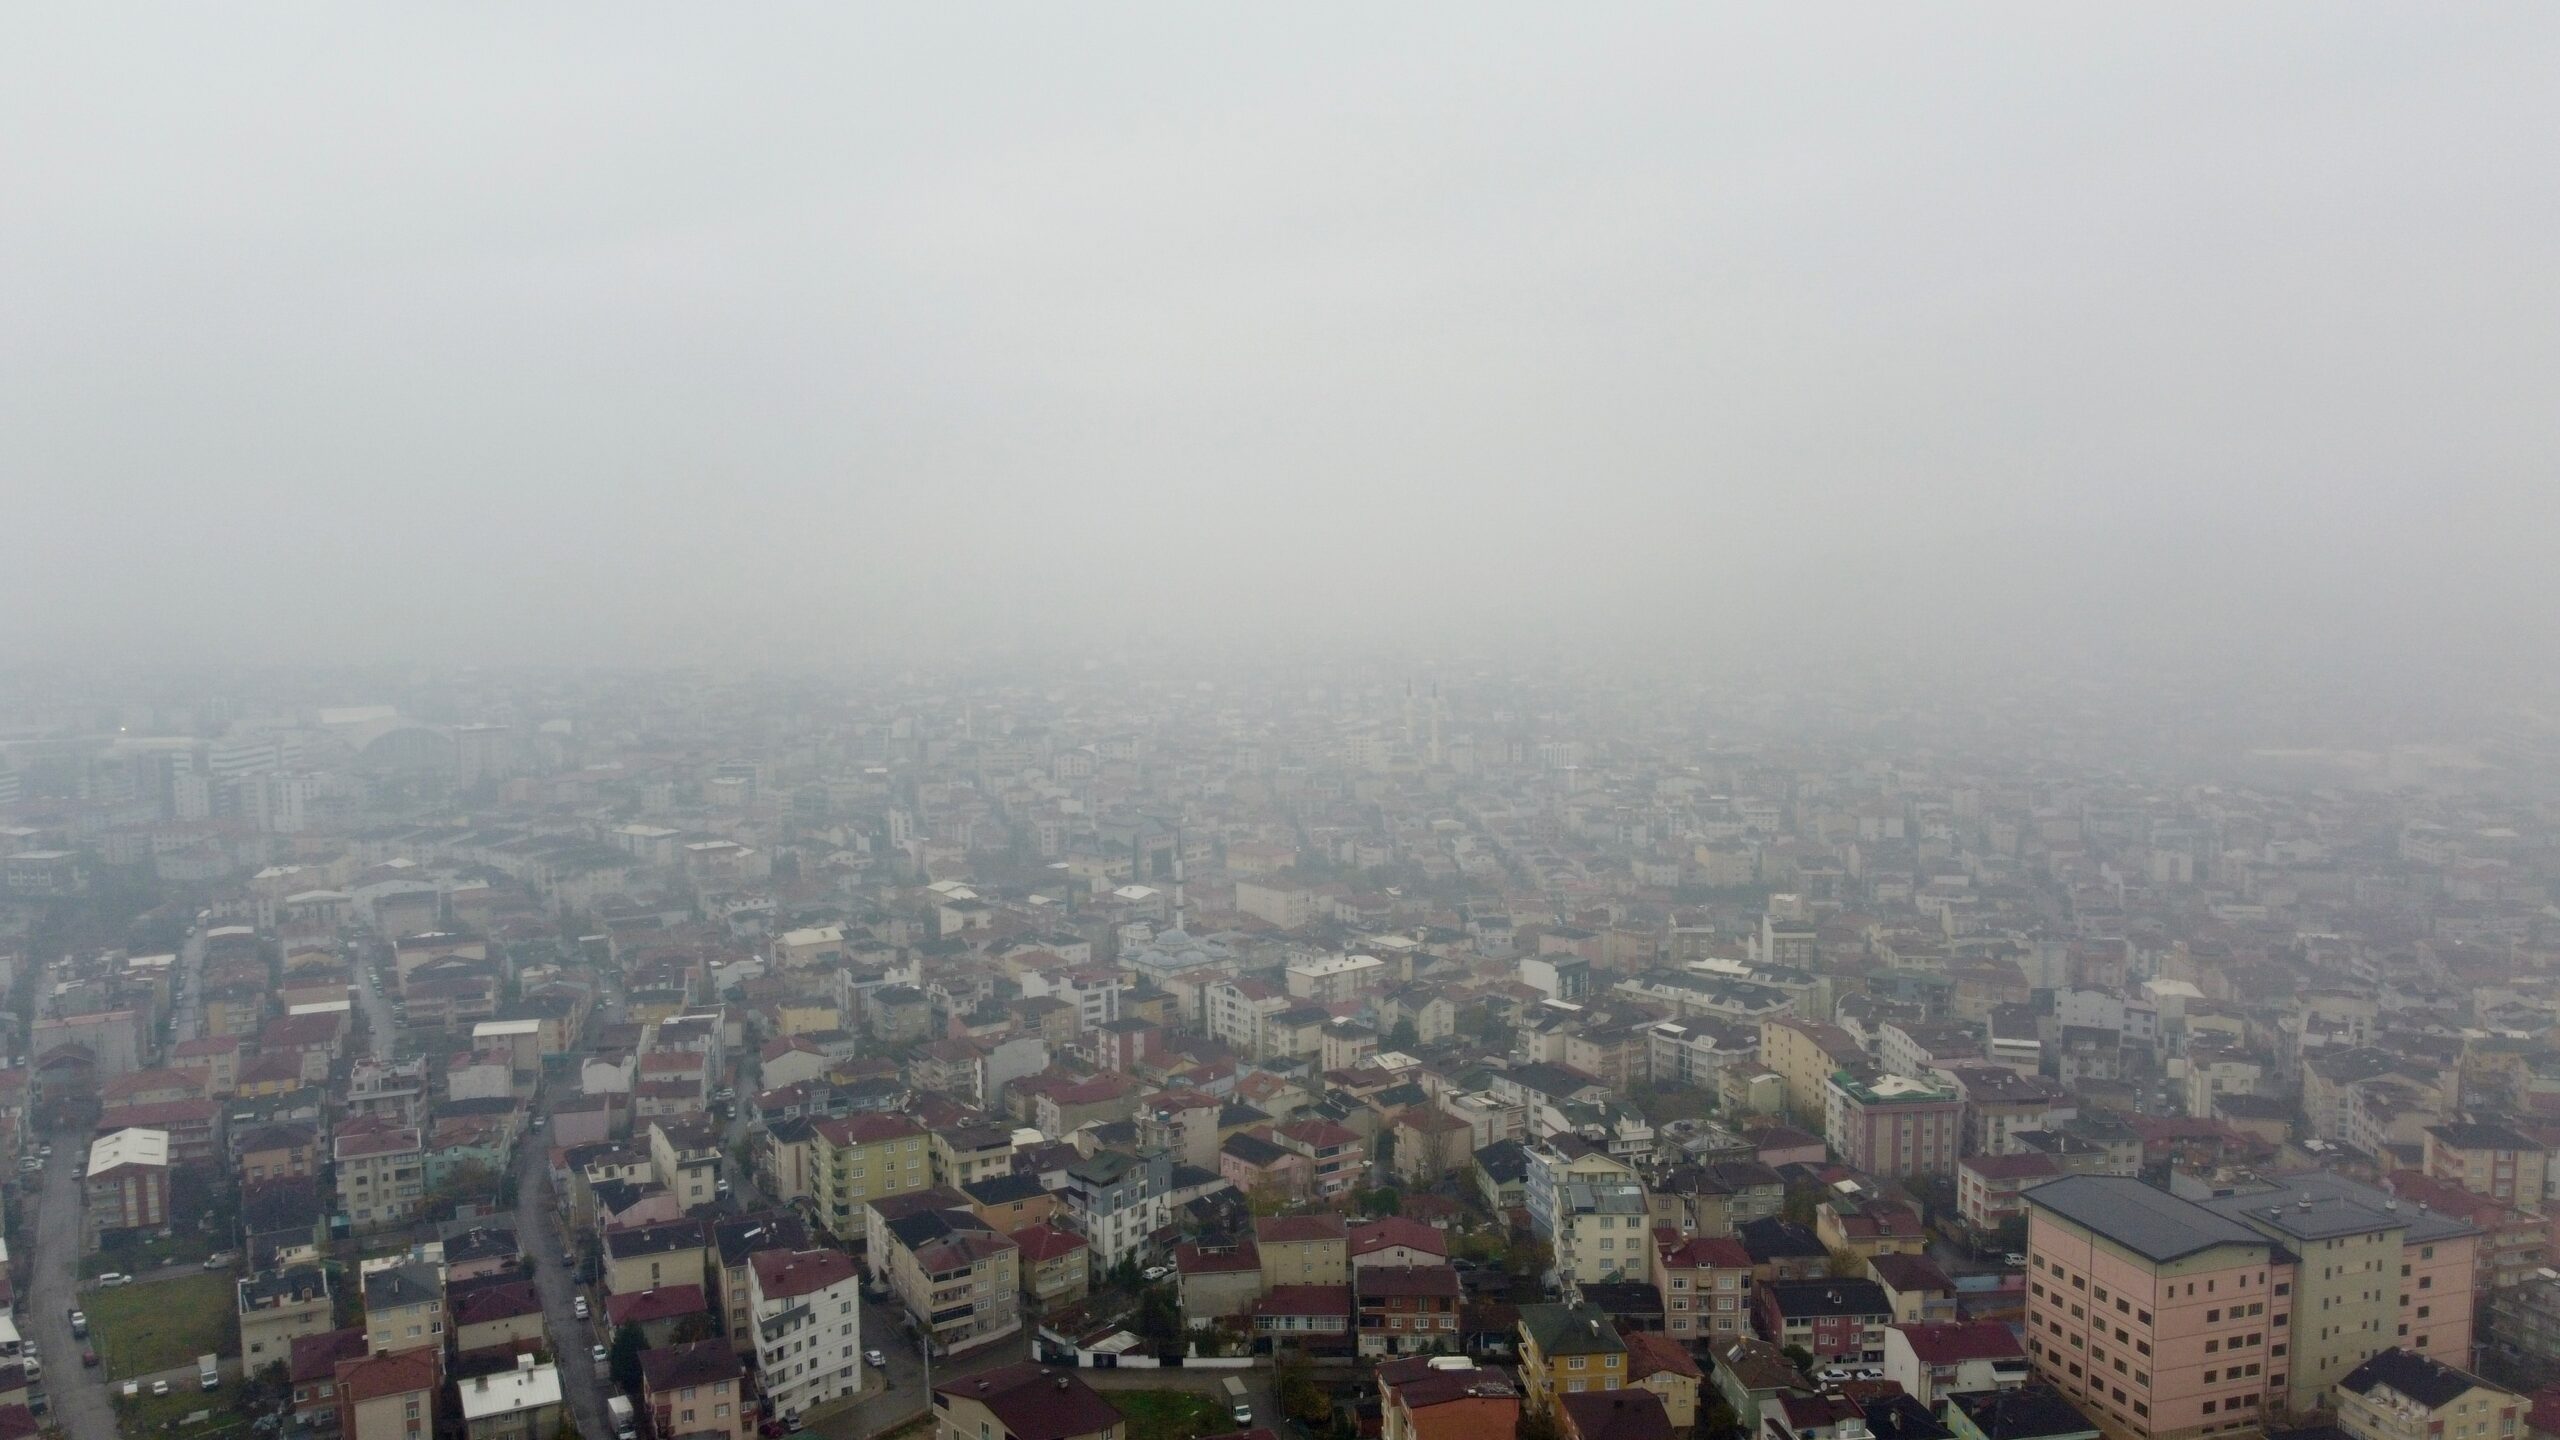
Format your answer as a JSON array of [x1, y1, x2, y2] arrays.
[[1824, 1072, 1963, 1177], [2335, 1350, 2519, 1440], [1516, 1303, 1629, 1413], [1061, 1149, 1172, 1271], [2026, 1172, 2477, 1440], [1758, 1018, 1864, 1123], [809, 1113, 932, 1240], [640, 1340, 752, 1440], [336, 1125, 425, 1232], [2424, 1123, 2549, 1208], [748, 1249, 864, 1428], [2023, 1176, 2280, 1440]]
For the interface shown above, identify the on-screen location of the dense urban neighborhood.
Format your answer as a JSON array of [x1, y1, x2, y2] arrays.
[[1, 667, 2559, 1440]]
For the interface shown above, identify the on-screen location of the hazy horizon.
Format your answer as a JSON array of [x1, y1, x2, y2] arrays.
[[7, 7, 2557, 678]]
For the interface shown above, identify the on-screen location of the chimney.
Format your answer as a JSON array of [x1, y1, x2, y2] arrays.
[[518, 1354, 535, 1372]]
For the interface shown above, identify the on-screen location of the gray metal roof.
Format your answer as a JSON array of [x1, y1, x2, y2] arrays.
[[2023, 1175, 2270, 1262], [2197, 1171, 2477, 1245]]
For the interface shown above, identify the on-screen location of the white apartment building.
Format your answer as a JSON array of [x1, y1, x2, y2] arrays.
[[1206, 978, 1288, 1056], [1285, 953, 1387, 1003], [748, 1250, 863, 1428]]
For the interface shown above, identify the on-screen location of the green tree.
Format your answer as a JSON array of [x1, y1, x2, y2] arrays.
[[1516, 1408, 1561, 1440], [610, 1321, 647, 1393], [1387, 1019, 1420, 1050], [1359, 1186, 1402, 1218], [1780, 1183, 1819, 1228], [1275, 1349, 1330, 1422], [1824, 1248, 1867, 1278], [1781, 1344, 1815, 1377]]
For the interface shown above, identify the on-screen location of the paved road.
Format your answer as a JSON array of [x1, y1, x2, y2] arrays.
[[814, 1310, 1029, 1440], [29, 1125, 114, 1440], [514, 1124, 612, 1440], [353, 941, 397, 1061]]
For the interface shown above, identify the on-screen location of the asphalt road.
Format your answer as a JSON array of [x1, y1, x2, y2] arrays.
[[515, 1123, 614, 1439], [28, 1122, 115, 1440], [353, 942, 397, 1061]]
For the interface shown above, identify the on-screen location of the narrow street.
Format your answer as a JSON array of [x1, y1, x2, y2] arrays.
[[353, 941, 396, 1061], [513, 1128, 610, 1440], [28, 1124, 114, 1440]]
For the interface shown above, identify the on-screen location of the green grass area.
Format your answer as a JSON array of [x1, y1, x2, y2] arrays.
[[85, 1272, 234, 1380], [82, 1229, 223, 1278], [109, 1376, 255, 1439], [1110, 1391, 1228, 1440]]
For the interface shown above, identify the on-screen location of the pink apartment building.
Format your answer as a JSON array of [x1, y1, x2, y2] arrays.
[[2026, 1173, 2482, 1440]]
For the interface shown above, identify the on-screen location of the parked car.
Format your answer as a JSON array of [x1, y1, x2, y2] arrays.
[[95, 1273, 130, 1287], [591, 1344, 610, 1371], [80, 1350, 97, 1369], [152, 1380, 170, 1397], [68, 1309, 86, 1337], [1141, 1264, 1171, 1282], [573, 1296, 590, 1320], [202, 1252, 234, 1269], [864, 1349, 886, 1368]]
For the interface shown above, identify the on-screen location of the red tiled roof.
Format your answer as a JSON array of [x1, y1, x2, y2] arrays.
[[1891, 1320, 2024, 1364], [1254, 1214, 1347, 1244], [750, 1249, 858, 1300], [1175, 1242, 1260, 1275], [1348, 1217, 1448, 1259], [1961, 1153, 2063, 1181], [289, 1328, 368, 1385], [606, 1284, 707, 1326], [1254, 1284, 1352, 1317], [1010, 1224, 1089, 1263], [336, 1350, 438, 1404], [1622, 1330, 1702, 1381]]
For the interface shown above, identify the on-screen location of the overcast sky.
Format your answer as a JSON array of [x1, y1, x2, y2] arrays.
[[5, 6, 2556, 677]]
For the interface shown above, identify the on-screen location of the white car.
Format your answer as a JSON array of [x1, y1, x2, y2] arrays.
[[1141, 1264, 1171, 1282], [95, 1274, 131, 1287], [573, 1297, 590, 1320]]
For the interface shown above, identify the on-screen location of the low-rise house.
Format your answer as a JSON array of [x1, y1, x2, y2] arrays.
[[1622, 1330, 1703, 1427], [335, 1350, 440, 1440], [605, 1219, 710, 1297], [641, 1340, 752, 1440], [1865, 1254, 1957, 1325], [2336, 1350, 2520, 1440], [1012, 1224, 1091, 1309], [1176, 1240, 1263, 1328], [1358, 1265, 1462, 1356], [449, 1280, 547, 1359], [1753, 1279, 1891, 1364], [1378, 1355, 1520, 1440], [289, 1328, 368, 1427], [1558, 1388, 1674, 1440], [1253, 1284, 1354, 1352], [458, 1357, 561, 1440], [1881, 1321, 2028, 1407], [1944, 1387, 2099, 1440], [239, 1265, 335, 1369], [1350, 1217, 1450, 1272], [605, 1284, 711, 1349], [965, 1174, 1057, 1236], [929, 1362, 1125, 1440], [361, 1262, 445, 1358], [1712, 1337, 1811, 1433], [1518, 1303, 1630, 1413], [1257, 1214, 1349, 1289]]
